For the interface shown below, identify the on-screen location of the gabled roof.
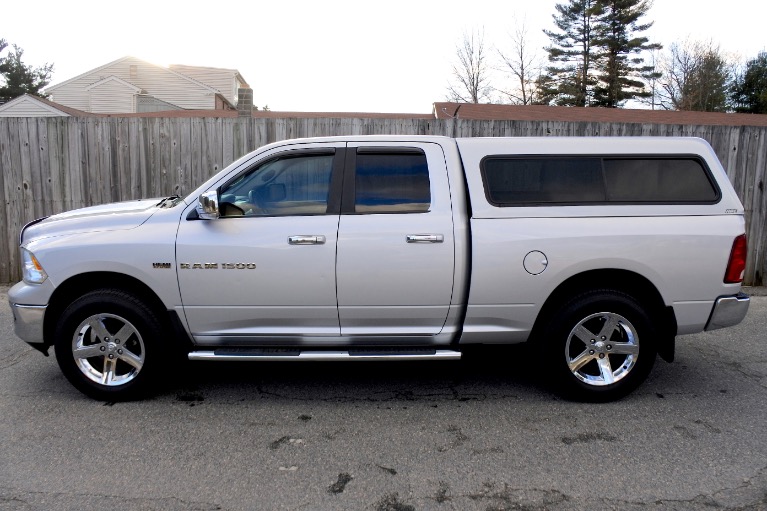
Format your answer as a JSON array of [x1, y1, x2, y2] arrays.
[[0, 94, 96, 117], [169, 64, 249, 88], [433, 102, 767, 127], [85, 75, 143, 93], [45, 56, 220, 95]]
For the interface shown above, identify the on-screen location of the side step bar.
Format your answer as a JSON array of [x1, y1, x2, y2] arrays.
[[188, 348, 462, 362]]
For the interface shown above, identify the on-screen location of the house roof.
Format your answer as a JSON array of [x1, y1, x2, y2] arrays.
[[169, 64, 249, 88], [432, 102, 767, 127], [105, 109, 435, 119], [0, 94, 96, 117], [8, 92, 765, 125], [85, 75, 143, 93], [45, 56, 221, 95], [250, 110, 434, 119]]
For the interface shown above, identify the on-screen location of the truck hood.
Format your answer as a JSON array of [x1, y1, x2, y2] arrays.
[[21, 198, 165, 243]]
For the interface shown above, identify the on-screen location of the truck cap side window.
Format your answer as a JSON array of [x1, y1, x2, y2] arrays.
[[481, 155, 720, 206], [603, 158, 719, 202]]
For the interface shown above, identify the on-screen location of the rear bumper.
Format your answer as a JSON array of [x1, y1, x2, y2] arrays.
[[705, 293, 750, 331]]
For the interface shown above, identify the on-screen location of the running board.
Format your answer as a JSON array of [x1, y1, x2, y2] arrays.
[[188, 348, 461, 362]]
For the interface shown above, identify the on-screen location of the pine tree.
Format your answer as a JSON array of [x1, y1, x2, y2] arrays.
[[539, 0, 660, 107], [0, 39, 54, 102], [730, 52, 767, 114], [591, 0, 661, 107], [542, 0, 599, 106]]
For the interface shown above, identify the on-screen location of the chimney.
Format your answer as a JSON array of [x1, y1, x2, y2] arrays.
[[237, 87, 253, 117]]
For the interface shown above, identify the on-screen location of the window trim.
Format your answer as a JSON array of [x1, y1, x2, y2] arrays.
[[479, 153, 722, 207]]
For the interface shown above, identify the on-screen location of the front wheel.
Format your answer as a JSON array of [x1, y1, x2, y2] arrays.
[[54, 289, 165, 401], [542, 290, 657, 402]]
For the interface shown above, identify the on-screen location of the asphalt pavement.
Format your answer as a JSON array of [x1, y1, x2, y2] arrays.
[[1, 286, 766, 511]]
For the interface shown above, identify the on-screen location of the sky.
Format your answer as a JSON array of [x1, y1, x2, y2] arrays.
[[2, 0, 765, 113]]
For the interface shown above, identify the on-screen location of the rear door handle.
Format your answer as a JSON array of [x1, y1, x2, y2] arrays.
[[288, 235, 326, 245], [406, 234, 444, 243]]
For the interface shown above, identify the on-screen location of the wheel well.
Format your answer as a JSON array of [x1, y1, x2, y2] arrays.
[[43, 272, 176, 348], [531, 269, 677, 362]]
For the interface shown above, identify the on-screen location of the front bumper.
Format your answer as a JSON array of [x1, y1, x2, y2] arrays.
[[10, 302, 47, 346], [705, 293, 750, 331]]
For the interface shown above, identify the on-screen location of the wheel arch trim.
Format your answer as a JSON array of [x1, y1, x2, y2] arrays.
[[43, 272, 192, 352], [530, 268, 677, 362]]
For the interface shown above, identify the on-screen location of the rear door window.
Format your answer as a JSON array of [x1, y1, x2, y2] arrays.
[[352, 151, 431, 213]]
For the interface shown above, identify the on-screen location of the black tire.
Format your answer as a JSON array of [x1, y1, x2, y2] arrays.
[[54, 289, 165, 401], [541, 289, 657, 402]]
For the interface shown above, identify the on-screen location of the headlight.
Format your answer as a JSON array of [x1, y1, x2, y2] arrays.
[[21, 248, 48, 284]]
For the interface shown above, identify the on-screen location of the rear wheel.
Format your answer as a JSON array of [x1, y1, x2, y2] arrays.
[[54, 289, 165, 401], [542, 290, 657, 402]]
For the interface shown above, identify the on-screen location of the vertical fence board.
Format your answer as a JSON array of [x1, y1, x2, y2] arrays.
[[190, 118, 204, 189], [46, 118, 63, 215], [17, 119, 35, 220], [84, 119, 100, 205], [6, 118, 25, 281], [0, 119, 13, 282], [66, 118, 84, 211], [177, 117, 192, 196], [116, 118, 130, 201], [168, 118, 180, 196], [25, 119, 44, 218], [747, 129, 767, 285], [127, 119, 141, 199], [34, 118, 53, 217], [222, 119, 234, 167]]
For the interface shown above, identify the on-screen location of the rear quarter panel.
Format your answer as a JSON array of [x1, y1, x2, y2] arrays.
[[456, 137, 746, 343]]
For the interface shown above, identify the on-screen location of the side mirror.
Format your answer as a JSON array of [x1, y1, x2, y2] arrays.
[[198, 190, 220, 220]]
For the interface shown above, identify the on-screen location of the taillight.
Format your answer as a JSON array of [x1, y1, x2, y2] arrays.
[[724, 234, 747, 284]]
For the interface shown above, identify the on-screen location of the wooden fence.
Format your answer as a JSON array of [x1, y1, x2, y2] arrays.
[[1, 116, 765, 285]]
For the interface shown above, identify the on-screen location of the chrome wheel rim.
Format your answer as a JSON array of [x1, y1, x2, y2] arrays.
[[71, 313, 145, 387], [565, 312, 639, 386]]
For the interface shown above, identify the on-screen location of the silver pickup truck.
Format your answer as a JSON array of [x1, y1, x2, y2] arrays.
[[9, 136, 750, 401]]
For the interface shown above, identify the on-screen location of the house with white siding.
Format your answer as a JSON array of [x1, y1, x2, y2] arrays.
[[44, 56, 249, 114], [0, 93, 91, 117], [168, 64, 248, 108]]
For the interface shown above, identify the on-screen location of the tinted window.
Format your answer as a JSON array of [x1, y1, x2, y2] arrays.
[[355, 152, 430, 213], [483, 156, 719, 205], [220, 154, 333, 216], [483, 158, 604, 204], [603, 158, 718, 202]]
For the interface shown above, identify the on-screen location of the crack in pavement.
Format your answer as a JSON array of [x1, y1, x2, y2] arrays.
[[0, 348, 36, 370], [696, 346, 767, 390], [411, 467, 767, 511], [252, 383, 517, 404]]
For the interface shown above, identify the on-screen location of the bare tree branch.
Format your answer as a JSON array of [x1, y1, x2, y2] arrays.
[[447, 29, 493, 104], [496, 19, 544, 105], [658, 40, 733, 112]]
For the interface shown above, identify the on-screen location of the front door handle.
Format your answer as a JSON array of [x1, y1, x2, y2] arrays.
[[288, 235, 326, 245], [406, 234, 444, 243]]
